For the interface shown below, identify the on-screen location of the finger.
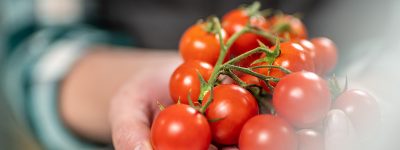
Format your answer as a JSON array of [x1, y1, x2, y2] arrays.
[[109, 53, 180, 149], [109, 82, 154, 150]]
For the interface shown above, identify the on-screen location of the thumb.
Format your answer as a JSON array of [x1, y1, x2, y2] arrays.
[[111, 118, 153, 150], [109, 81, 155, 150]]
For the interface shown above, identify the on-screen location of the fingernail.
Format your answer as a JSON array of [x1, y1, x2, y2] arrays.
[[134, 141, 152, 150]]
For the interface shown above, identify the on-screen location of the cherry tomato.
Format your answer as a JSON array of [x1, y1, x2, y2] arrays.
[[273, 71, 331, 128], [333, 89, 380, 138], [222, 8, 271, 56], [151, 104, 211, 150], [169, 60, 213, 104], [239, 115, 298, 150], [297, 129, 325, 150], [179, 22, 228, 65], [297, 39, 316, 62], [240, 74, 260, 86], [324, 109, 357, 150], [311, 37, 338, 76], [269, 15, 308, 40], [203, 84, 259, 145], [256, 42, 315, 91]]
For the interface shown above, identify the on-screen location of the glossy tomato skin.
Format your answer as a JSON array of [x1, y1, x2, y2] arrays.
[[179, 23, 228, 65], [257, 42, 315, 91], [273, 72, 331, 129], [297, 129, 325, 150], [311, 37, 338, 76], [151, 104, 211, 150], [222, 9, 271, 56], [270, 15, 308, 40], [333, 89, 380, 138], [239, 115, 298, 150], [169, 60, 213, 104], [240, 74, 260, 86], [297, 39, 316, 62], [203, 84, 259, 145]]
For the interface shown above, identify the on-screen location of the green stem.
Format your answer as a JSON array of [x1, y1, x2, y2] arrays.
[[205, 18, 252, 87], [249, 65, 292, 74], [245, 1, 261, 17], [248, 27, 287, 44], [272, 22, 291, 34], [200, 87, 213, 114], [205, 18, 226, 86], [223, 70, 247, 87], [223, 47, 271, 65], [198, 17, 254, 111], [225, 26, 251, 52], [225, 64, 280, 82]]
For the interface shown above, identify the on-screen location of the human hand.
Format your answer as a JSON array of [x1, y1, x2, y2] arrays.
[[107, 52, 241, 150], [108, 52, 180, 150]]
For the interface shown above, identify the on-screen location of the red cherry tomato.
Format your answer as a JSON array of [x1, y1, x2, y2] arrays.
[[239, 115, 298, 150], [273, 72, 331, 128], [151, 104, 211, 150], [297, 129, 325, 150], [179, 23, 228, 65], [203, 84, 259, 145], [311, 37, 338, 76], [333, 89, 380, 138], [169, 60, 213, 104], [240, 74, 260, 86], [222, 8, 271, 56], [256, 42, 315, 91], [270, 15, 308, 40], [297, 39, 317, 62]]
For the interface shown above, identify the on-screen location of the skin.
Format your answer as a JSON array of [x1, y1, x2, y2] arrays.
[[60, 47, 180, 149], [60, 47, 238, 150]]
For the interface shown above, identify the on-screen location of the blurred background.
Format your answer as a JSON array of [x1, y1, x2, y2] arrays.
[[1, 0, 399, 149]]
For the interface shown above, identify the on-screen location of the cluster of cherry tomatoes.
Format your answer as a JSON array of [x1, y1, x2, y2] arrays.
[[150, 2, 380, 150]]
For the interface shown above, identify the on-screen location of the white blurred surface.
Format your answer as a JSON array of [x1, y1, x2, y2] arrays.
[[308, 0, 400, 149]]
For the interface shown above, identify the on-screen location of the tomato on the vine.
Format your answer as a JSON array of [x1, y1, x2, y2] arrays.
[[179, 22, 228, 65], [269, 14, 308, 40], [222, 7, 271, 68], [240, 74, 260, 86], [297, 129, 325, 150], [239, 115, 298, 150], [151, 104, 211, 150], [256, 42, 315, 91], [333, 89, 380, 138], [297, 39, 316, 62], [273, 71, 331, 128], [311, 37, 338, 76], [203, 84, 259, 145], [169, 60, 213, 104]]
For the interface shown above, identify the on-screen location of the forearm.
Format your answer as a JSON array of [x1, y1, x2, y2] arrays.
[[60, 46, 180, 143]]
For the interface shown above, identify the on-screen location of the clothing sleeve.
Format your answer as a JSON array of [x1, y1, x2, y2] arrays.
[[0, 0, 131, 149]]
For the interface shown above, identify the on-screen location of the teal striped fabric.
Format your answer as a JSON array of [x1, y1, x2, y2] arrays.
[[0, 0, 126, 149]]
